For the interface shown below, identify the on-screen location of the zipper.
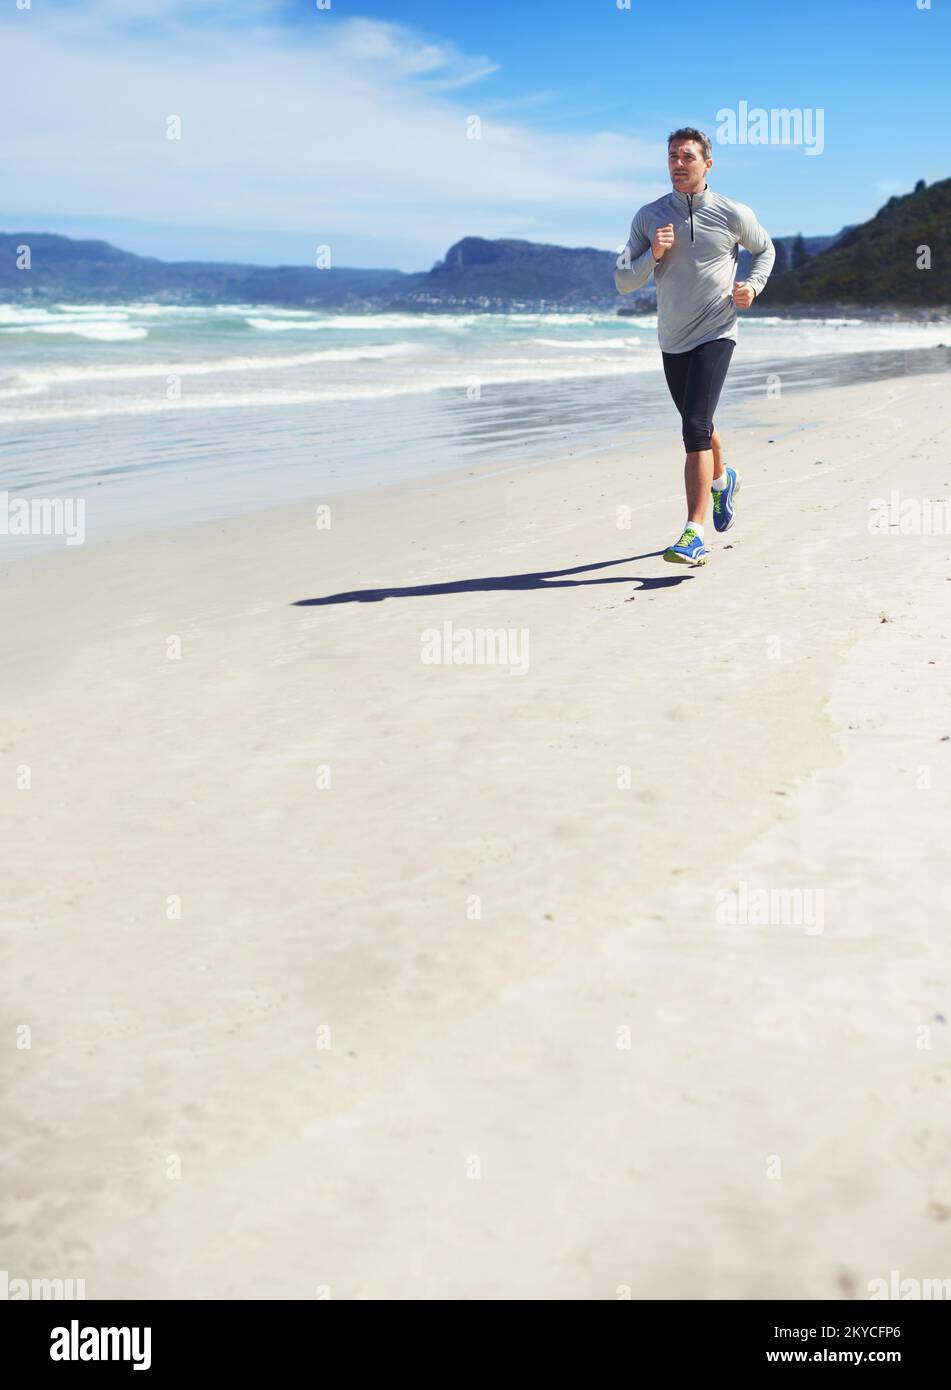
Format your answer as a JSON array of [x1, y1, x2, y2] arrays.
[[687, 193, 695, 243]]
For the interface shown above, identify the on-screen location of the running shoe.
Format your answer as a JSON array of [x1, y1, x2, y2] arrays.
[[663, 526, 709, 566], [711, 466, 741, 533]]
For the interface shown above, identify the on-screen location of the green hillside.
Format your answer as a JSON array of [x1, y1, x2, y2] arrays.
[[765, 178, 950, 306]]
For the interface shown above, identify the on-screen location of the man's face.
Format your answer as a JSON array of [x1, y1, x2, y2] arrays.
[[668, 141, 711, 194]]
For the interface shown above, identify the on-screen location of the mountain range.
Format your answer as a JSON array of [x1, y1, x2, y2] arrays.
[[0, 229, 839, 313], [1, 179, 946, 312]]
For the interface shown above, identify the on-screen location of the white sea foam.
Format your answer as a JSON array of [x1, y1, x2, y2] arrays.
[[749, 316, 866, 327], [270, 313, 481, 331], [1, 321, 149, 341], [8, 341, 423, 391], [244, 317, 336, 332], [0, 383, 46, 401], [739, 322, 950, 356], [0, 356, 664, 424], [497, 312, 656, 327], [0, 302, 279, 327], [530, 337, 645, 349], [0, 304, 135, 324]]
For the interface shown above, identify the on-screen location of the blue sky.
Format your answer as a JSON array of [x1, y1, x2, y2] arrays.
[[1, 0, 947, 269]]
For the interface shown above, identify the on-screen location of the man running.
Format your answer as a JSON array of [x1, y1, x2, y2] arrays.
[[615, 127, 775, 565]]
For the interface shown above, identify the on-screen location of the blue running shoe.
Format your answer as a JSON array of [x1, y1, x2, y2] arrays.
[[663, 525, 709, 566], [711, 466, 741, 533]]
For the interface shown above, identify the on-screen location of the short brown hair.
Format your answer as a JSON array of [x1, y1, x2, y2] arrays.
[[667, 127, 713, 160]]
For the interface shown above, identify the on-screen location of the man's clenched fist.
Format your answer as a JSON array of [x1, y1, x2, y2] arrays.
[[652, 223, 675, 261], [732, 280, 756, 308]]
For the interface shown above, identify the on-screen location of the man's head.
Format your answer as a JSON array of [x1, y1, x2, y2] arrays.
[[667, 128, 713, 194]]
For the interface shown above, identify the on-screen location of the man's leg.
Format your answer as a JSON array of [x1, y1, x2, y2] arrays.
[[685, 447, 714, 526], [661, 349, 689, 428], [682, 341, 735, 525], [711, 427, 725, 481]]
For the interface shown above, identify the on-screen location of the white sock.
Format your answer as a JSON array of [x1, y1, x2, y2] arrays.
[[685, 522, 704, 539], [711, 472, 729, 491]]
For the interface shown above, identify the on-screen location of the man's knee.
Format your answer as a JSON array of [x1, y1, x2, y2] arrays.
[[683, 418, 713, 452]]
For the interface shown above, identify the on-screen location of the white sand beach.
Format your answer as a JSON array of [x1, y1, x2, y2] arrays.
[[3, 368, 950, 1299]]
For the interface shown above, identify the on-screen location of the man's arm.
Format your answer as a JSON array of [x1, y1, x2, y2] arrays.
[[614, 216, 657, 295], [735, 204, 776, 299]]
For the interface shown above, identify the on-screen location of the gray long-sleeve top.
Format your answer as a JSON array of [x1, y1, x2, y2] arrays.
[[615, 185, 775, 354]]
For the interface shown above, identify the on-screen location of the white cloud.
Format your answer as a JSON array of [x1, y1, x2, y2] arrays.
[[0, 7, 662, 267], [332, 16, 496, 86]]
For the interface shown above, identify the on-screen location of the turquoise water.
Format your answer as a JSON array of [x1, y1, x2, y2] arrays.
[[1, 303, 948, 553]]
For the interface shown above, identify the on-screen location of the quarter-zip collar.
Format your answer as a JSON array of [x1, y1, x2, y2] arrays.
[[672, 183, 710, 244], [671, 182, 711, 210]]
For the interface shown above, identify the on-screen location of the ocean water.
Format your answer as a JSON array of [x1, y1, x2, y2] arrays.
[[1, 302, 948, 555]]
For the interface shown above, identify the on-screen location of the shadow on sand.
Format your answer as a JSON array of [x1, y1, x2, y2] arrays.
[[292, 551, 692, 607]]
